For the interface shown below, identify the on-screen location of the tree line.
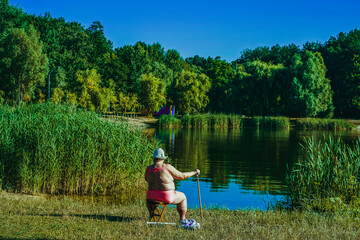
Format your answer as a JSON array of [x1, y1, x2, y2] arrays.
[[1, 0, 360, 118]]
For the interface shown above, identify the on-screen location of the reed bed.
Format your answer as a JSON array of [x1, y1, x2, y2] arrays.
[[294, 118, 352, 130], [157, 114, 181, 127], [0, 103, 159, 195], [286, 135, 360, 211], [159, 114, 242, 128], [237, 116, 290, 129], [242, 116, 261, 128], [260, 117, 290, 129], [160, 114, 353, 131], [209, 114, 228, 128]]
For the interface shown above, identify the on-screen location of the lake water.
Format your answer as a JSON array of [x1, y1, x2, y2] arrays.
[[150, 128, 360, 210]]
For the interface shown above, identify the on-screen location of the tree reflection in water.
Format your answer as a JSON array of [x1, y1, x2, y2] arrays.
[[153, 127, 359, 210]]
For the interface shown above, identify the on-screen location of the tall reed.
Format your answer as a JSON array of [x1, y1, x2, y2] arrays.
[[209, 114, 228, 128], [157, 114, 181, 127], [294, 118, 352, 130], [227, 114, 242, 128], [242, 116, 290, 129], [191, 114, 210, 128], [0, 103, 159, 195], [286, 135, 360, 211]]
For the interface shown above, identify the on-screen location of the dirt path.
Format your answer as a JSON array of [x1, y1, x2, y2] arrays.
[[105, 115, 158, 129]]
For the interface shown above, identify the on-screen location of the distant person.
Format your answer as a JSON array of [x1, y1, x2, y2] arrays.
[[145, 148, 200, 221]]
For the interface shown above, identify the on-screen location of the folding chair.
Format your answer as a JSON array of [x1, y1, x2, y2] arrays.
[[146, 200, 169, 222]]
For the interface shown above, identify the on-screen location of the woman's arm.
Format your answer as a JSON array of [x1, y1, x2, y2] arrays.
[[167, 164, 200, 180]]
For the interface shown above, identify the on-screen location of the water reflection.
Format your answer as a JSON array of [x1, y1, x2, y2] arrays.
[[154, 128, 360, 210]]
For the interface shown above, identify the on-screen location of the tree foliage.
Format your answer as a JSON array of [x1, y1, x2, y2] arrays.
[[171, 71, 211, 114], [320, 29, 360, 117], [286, 51, 334, 117], [138, 73, 166, 115], [0, 1, 359, 118], [0, 25, 48, 105]]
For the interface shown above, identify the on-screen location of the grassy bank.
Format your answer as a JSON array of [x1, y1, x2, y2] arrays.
[[286, 135, 360, 212], [0, 103, 158, 195], [294, 118, 352, 130], [1, 192, 360, 239], [158, 114, 353, 130]]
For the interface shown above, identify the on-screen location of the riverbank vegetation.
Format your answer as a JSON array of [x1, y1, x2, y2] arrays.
[[158, 114, 352, 130], [287, 135, 360, 212], [1, 1, 360, 119], [294, 118, 352, 130], [0, 103, 158, 195]]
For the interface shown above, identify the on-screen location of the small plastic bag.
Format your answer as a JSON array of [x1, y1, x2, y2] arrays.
[[180, 219, 201, 230]]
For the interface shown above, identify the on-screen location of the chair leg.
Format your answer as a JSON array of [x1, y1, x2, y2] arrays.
[[147, 201, 168, 222]]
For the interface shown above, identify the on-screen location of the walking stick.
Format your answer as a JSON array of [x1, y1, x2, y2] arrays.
[[197, 174, 203, 219]]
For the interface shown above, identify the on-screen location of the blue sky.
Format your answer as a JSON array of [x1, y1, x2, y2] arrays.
[[9, 0, 360, 62]]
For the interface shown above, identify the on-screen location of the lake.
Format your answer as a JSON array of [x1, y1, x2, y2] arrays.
[[150, 127, 360, 210]]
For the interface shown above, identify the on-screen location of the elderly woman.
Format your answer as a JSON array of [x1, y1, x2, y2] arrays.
[[145, 148, 200, 221]]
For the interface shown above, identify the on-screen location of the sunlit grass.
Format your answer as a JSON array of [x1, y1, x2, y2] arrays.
[[1, 191, 360, 239], [0, 103, 159, 195]]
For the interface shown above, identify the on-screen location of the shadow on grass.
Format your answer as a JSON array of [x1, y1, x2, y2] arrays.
[[25, 213, 137, 222], [3, 239, 54, 240]]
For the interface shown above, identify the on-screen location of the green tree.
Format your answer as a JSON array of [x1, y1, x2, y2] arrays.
[[138, 73, 166, 115], [86, 21, 113, 77], [0, 0, 25, 32], [116, 42, 151, 94], [164, 49, 183, 73], [103, 52, 129, 93], [51, 88, 65, 103], [206, 57, 235, 112], [75, 69, 111, 112], [320, 29, 360, 117], [226, 64, 249, 114], [286, 51, 333, 117], [0, 25, 48, 105], [171, 71, 211, 114], [147, 42, 165, 63], [150, 61, 174, 91], [233, 61, 284, 116]]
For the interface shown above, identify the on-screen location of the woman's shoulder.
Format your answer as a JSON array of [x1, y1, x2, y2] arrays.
[[165, 164, 177, 171]]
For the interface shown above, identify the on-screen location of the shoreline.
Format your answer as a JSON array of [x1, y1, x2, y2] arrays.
[[106, 114, 360, 130]]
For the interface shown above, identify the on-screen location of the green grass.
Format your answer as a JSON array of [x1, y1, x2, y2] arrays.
[[1, 191, 360, 239], [0, 103, 159, 195], [294, 118, 352, 130], [286, 135, 360, 212]]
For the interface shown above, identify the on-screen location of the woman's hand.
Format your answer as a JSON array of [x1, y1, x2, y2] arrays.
[[195, 169, 200, 176]]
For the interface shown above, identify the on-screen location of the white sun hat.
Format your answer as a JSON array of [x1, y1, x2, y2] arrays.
[[152, 148, 167, 159]]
